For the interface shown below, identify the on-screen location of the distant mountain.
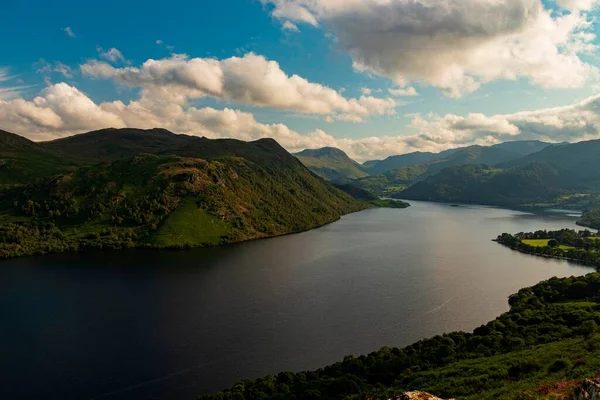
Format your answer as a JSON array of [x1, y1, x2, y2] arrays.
[[347, 165, 428, 196], [490, 140, 552, 156], [350, 142, 550, 196], [365, 150, 452, 175], [423, 145, 522, 176], [294, 147, 369, 181], [399, 163, 567, 206], [367, 141, 552, 176], [362, 160, 381, 168], [399, 139, 600, 208], [0, 128, 368, 259], [501, 140, 600, 184]]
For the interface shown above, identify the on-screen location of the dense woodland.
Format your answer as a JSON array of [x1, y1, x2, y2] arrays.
[[199, 274, 600, 400], [0, 129, 368, 259], [579, 209, 600, 230], [496, 229, 600, 267]]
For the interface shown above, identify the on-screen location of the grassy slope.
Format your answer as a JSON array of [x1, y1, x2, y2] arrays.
[[294, 147, 369, 181], [0, 129, 368, 259], [151, 198, 229, 247], [397, 333, 600, 400]]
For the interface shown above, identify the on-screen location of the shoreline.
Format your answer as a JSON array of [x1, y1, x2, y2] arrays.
[[493, 239, 600, 269], [0, 206, 372, 262]]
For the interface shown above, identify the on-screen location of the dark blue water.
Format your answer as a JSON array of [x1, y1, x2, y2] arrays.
[[0, 201, 594, 400]]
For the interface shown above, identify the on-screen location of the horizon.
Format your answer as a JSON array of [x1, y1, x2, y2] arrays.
[[3, 125, 575, 164], [2, 0, 600, 162]]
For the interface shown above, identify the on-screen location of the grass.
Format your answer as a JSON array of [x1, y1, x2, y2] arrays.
[[400, 335, 600, 400], [521, 239, 573, 250], [385, 301, 600, 400], [151, 198, 229, 247]]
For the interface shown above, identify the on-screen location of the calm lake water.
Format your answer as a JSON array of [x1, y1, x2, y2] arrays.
[[0, 201, 595, 400]]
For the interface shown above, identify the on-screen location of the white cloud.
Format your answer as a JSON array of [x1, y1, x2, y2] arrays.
[[557, 0, 599, 11], [262, 0, 599, 97], [63, 27, 75, 38], [80, 53, 397, 120], [282, 21, 300, 32], [3, 82, 600, 161], [97, 47, 125, 63], [156, 40, 163, 45], [361, 87, 372, 95], [389, 87, 419, 97], [53, 62, 73, 78]]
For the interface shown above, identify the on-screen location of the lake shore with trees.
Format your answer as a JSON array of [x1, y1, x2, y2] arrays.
[[495, 229, 600, 268]]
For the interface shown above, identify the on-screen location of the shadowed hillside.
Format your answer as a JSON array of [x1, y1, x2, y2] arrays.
[[294, 147, 369, 181], [0, 128, 368, 259]]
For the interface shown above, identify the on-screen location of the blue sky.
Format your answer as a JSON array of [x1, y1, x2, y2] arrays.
[[2, 0, 600, 161]]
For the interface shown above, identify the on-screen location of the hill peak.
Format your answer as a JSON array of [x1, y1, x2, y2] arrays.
[[294, 147, 349, 158]]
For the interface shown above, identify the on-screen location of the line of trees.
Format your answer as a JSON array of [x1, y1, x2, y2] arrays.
[[496, 229, 600, 266]]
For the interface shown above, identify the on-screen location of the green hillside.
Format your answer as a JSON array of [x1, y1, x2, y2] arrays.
[[294, 147, 369, 181], [399, 140, 600, 209], [365, 151, 451, 175], [365, 141, 550, 176], [580, 209, 600, 230], [0, 129, 368, 259], [199, 273, 600, 400], [348, 165, 427, 196], [0, 130, 74, 186], [352, 142, 552, 197]]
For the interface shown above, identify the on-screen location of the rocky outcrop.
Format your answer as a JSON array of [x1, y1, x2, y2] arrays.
[[388, 392, 454, 400], [573, 379, 600, 400]]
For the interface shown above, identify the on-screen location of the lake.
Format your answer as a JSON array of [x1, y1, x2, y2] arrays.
[[0, 201, 595, 400]]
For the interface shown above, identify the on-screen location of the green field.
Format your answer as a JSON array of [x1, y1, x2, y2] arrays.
[[521, 239, 574, 250], [151, 198, 229, 247]]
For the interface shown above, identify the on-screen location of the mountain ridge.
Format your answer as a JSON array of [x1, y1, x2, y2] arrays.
[[0, 128, 369, 259]]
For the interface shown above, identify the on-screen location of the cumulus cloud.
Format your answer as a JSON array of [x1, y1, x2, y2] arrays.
[[97, 47, 125, 63], [389, 87, 418, 97], [80, 53, 396, 120], [282, 21, 300, 32], [262, 0, 599, 97], [3, 81, 600, 161], [557, 0, 599, 11], [63, 27, 75, 38]]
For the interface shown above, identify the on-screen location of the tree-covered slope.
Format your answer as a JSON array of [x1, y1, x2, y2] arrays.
[[399, 140, 600, 207], [354, 142, 552, 196], [366, 151, 451, 175], [294, 147, 369, 181], [0, 129, 368, 259], [399, 163, 571, 206], [365, 141, 550, 176], [198, 273, 600, 400], [579, 209, 600, 230]]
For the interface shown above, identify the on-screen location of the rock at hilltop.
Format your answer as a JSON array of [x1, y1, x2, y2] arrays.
[[388, 392, 454, 400]]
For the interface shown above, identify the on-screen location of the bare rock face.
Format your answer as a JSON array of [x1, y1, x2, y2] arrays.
[[573, 379, 600, 400], [389, 392, 454, 400]]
